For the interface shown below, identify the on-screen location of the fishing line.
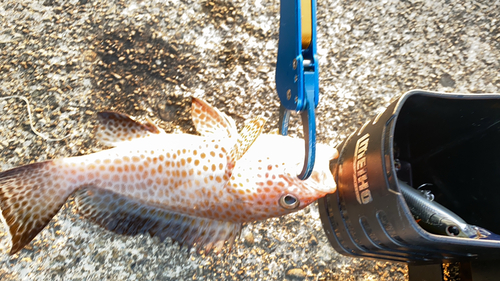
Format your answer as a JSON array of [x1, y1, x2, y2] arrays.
[[0, 95, 70, 142]]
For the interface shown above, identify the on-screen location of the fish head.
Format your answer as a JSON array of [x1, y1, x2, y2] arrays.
[[229, 136, 338, 220]]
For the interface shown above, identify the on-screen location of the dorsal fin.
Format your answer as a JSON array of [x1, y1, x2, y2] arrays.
[[75, 187, 241, 253], [191, 97, 237, 138], [232, 116, 267, 161], [96, 112, 162, 147]]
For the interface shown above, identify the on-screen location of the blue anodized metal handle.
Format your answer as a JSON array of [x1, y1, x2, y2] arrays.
[[276, 0, 319, 180]]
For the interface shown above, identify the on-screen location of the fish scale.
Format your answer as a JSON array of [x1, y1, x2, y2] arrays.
[[61, 134, 234, 218], [0, 97, 337, 254]]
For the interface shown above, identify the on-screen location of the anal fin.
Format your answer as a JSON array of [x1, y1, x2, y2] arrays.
[[75, 187, 241, 253], [96, 112, 162, 147]]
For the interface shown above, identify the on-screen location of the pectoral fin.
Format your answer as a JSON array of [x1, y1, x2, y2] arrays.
[[233, 116, 267, 161]]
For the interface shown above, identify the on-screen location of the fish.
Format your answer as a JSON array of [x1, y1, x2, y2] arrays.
[[398, 180, 477, 238], [0, 97, 338, 255]]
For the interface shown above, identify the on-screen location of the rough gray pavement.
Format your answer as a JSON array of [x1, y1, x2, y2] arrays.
[[0, 0, 498, 280]]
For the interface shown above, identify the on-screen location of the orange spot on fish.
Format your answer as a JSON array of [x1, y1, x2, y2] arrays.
[[114, 159, 122, 165], [200, 153, 206, 159], [132, 156, 140, 162]]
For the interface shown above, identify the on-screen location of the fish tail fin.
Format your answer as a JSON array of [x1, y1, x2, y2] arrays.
[[0, 161, 75, 254]]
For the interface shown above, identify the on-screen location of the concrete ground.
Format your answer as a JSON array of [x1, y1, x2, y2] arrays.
[[0, 0, 498, 280]]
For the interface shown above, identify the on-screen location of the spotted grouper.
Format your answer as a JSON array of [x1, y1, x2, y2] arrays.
[[0, 97, 337, 254]]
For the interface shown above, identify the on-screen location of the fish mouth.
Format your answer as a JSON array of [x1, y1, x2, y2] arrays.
[[310, 183, 337, 194], [307, 170, 337, 194]]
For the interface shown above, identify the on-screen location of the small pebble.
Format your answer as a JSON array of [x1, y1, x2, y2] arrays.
[[286, 268, 306, 280], [243, 232, 254, 246]]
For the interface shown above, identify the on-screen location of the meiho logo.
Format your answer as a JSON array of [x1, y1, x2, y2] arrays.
[[353, 133, 372, 204]]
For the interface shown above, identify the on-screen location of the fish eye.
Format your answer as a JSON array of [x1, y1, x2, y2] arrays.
[[279, 194, 300, 210], [446, 225, 461, 236]]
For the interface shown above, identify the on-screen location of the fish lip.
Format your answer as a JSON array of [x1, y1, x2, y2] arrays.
[[305, 181, 337, 194], [305, 174, 337, 194]]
